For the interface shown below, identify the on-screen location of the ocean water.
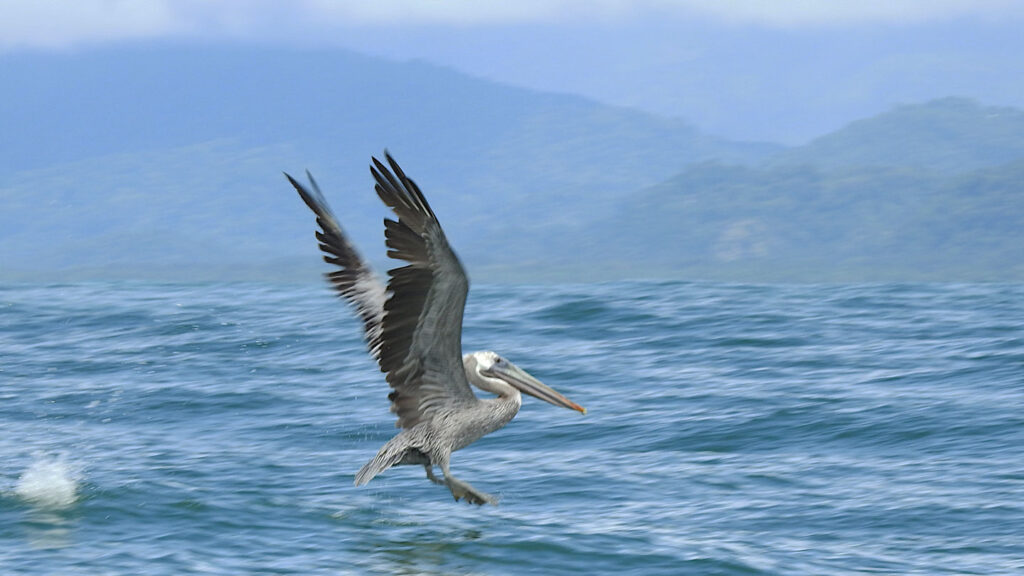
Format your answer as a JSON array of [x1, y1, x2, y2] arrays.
[[1, 281, 1022, 575]]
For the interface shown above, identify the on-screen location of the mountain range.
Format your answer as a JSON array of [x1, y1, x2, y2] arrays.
[[1, 45, 1020, 282]]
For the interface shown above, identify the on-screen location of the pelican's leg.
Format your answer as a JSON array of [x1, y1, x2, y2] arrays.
[[438, 457, 497, 506], [424, 465, 445, 485]]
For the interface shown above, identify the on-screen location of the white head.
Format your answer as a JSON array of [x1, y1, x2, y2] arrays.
[[463, 350, 586, 413], [464, 350, 502, 381]]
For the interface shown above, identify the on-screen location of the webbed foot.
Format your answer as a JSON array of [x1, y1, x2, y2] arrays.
[[446, 476, 498, 506]]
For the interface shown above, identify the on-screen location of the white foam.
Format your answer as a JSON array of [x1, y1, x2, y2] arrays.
[[15, 455, 81, 509]]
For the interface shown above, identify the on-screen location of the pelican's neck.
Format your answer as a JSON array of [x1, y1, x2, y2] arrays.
[[464, 353, 522, 406], [467, 366, 520, 401], [494, 383, 522, 408], [449, 370, 521, 452]]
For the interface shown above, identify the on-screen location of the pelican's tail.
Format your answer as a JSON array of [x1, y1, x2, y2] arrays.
[[354, 452, 397, 486], [354, 433, 419, 486]]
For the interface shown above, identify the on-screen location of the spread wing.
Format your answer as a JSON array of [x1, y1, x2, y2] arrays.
[[286, 170, 387, 361], [372, 152, 476, 429]]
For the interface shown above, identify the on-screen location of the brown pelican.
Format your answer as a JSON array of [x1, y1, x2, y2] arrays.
[[286, 153, 585, 505]]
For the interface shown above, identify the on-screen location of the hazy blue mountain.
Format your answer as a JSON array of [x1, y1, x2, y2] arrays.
[[1, 47, 1022, 282], [343, 18, 1024, 145], [0, 44, 774, 281]]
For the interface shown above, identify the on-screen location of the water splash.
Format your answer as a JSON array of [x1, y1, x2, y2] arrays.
[[15, 455, 81, 509]]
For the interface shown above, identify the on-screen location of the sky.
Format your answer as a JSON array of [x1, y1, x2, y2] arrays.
[[4, 0, 1023, 41], [3, 1, 1023, 143]]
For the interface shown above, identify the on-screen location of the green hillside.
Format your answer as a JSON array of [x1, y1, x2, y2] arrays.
[[559, 97, 1024, 282], [773, 98, 1024, 173], [585, 159, 1024, 282]]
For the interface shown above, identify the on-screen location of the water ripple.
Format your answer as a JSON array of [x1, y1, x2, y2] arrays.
[[2, 281, 1023, 574]]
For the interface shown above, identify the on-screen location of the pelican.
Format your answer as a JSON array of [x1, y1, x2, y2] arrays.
[[286, 153, 585, 505]]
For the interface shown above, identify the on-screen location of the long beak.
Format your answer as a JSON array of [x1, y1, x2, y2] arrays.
[[485, 362, 586, 414]]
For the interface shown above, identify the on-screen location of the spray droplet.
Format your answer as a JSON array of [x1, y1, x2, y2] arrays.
[[15, 455, 81, 509]]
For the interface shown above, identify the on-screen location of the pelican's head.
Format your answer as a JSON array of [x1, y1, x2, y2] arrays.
[[464, 351, 586, 414]]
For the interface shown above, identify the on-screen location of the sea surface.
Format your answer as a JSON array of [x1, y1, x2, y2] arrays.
[[1, 281, 1022, 575]]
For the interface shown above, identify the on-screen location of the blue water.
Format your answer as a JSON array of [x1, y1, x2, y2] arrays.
[[1, 281, 1022, 575]]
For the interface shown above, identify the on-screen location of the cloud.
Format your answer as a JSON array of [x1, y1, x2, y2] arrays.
[[2, 0, 1023, 51], [676, 0, 1024, 27], [0, 1, 181, 49]]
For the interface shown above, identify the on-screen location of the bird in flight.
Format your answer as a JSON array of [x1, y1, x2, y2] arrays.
[[286, 153, 585, 505]]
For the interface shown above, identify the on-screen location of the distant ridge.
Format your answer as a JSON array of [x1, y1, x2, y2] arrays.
[[585, 99, 1024, 282], [0, 45, 772, 282], [1, 45, 1021, 282], [773, 98, 1024, 173]]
